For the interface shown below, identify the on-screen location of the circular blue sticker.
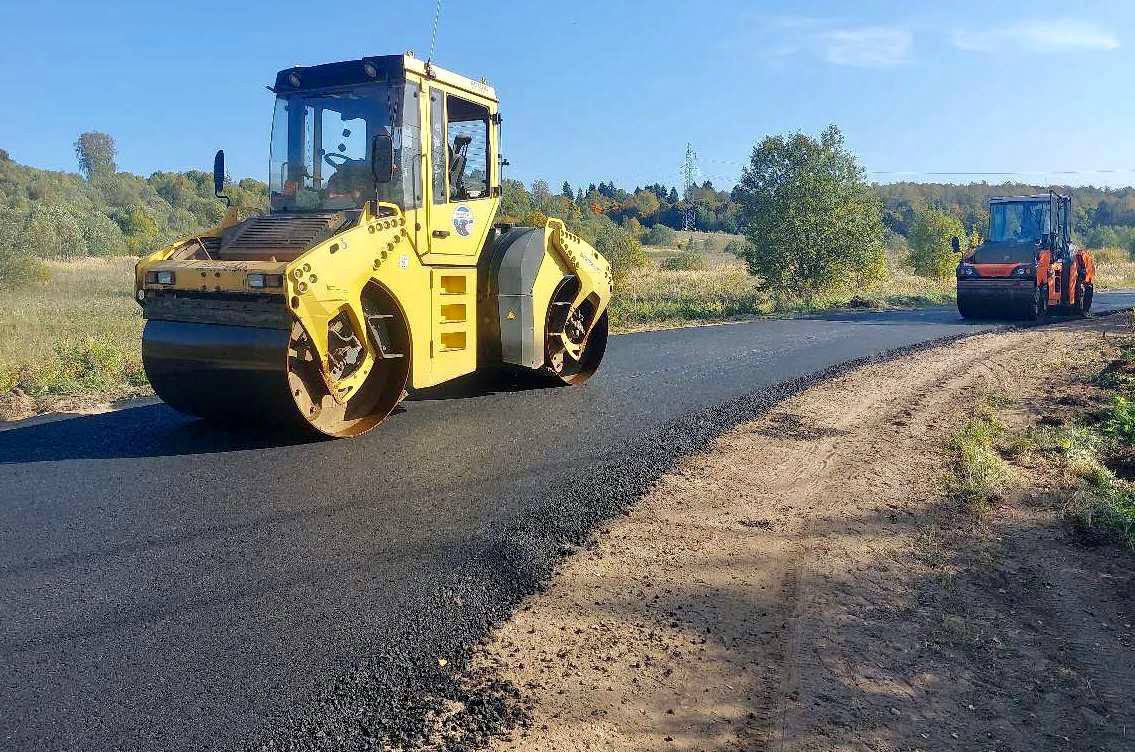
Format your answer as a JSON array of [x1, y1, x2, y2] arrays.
[[453, 205, 474, 237]]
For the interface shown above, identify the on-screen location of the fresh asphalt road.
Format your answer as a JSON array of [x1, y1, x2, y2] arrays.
[[3, 294, 1134, 751]]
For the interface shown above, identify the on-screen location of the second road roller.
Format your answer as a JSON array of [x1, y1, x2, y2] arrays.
[[136, 53, 611, 437], [956, 192, 1094, 321]]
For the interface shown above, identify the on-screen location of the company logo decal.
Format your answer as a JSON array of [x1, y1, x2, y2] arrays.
[[453, 205, 474, 237]]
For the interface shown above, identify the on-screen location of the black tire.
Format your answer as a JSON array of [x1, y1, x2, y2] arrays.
[[1025, 286, 1047, 322], [957, 296, 973, 320], [957, 290, 980, 320], [1077, 280, 1094, 317]]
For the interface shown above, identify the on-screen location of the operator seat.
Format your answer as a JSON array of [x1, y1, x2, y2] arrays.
[[448, 135, 472, 200]]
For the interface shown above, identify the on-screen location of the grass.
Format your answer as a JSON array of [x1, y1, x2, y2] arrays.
[[949, 405, 1014, 510], [949, 405, 1135, 548], [1092, 246, 1135, 290], [610, 261, 769, 330], [1029, 421, 1135, 548], [0, 257, 146, 419], [615, 240, 957, 332], [950, 339, 1135, 549]]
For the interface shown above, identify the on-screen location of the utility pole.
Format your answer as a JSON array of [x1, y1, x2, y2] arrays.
[[681, 143, 698, 231]]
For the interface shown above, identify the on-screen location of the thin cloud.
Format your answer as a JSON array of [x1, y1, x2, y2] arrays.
[[822, 28, 912, 67], [952, 20, 1119, 52], [730, 15, 913, 67]]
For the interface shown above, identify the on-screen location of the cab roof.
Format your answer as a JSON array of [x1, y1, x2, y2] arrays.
[[272, 53, 498, 103], [990, 193, 1069, 203]]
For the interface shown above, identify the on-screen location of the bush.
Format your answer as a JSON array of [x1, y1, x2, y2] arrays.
[[81, 211, 128, 256], [643, 224, 677, 246], [622, 216, 645, 240], [594, 222, 647, 284], [724, 237, 753, 257], [0, 251, 49, 290], [909, 207, 966, 279], [661, 248, 709, 271], [9, 204, 87, 258]]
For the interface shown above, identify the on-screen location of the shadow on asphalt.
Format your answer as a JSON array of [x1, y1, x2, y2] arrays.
[[0, 404, 324, 464], [409, 367, 567, 401], [0, 371, 563, 463]]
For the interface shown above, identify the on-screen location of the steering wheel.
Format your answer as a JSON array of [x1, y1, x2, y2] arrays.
[[323, 152, 351, 168]]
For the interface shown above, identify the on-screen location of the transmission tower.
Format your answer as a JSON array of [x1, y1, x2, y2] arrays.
[[680, 143, 698, 231]]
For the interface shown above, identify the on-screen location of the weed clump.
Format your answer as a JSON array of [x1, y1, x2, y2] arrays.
[[950, 409, 1014, 510]]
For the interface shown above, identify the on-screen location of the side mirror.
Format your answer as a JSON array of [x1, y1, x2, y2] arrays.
[[213, 150, 226, 197], [371, 133, 394, 184], [950, 236, 961, 253]]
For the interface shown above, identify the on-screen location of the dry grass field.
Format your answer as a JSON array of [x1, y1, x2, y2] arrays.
[[0, 257, 147, 419], [616, 231, 955, 331]]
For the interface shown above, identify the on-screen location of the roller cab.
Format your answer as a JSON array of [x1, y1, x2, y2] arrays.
[[956, 193, 1094, 321], [137, 54, 611, 437]]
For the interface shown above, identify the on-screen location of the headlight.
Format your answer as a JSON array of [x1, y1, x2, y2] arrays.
[[145, 270, 175, 285], [247, 273, 284, 289], [1011, 265, 1033, 278], [957, 264, 977, 278]]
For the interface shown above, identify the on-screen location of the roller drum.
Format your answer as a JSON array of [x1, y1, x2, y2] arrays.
[[142, 320, 298, 427], [142, 319, 407, 437]]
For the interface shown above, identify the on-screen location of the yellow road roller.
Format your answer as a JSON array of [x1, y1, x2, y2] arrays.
[[136, 53, 611, 437]]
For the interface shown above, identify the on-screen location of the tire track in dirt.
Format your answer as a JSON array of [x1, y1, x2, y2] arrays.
[[770, 333, 1032, 750]]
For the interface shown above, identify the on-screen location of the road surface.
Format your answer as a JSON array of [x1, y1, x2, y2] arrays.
[[3, 296, 1133, 751]]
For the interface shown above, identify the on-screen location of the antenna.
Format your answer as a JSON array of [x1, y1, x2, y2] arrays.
[[681, 143, 699, 231], [427, 0, 443, 64]]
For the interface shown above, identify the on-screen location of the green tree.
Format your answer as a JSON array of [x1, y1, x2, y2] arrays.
[[908, 207, 966, 278], [626, 189, 661, 220], [81, 211, 129, 256], [561, 181, 573, 199], [621, 216, 645, 240], [116, 204, 159, 253], [531, 179, 551, 204], [499, 178, 533, 223], [0, 208, 50, 288], [734, 125, 886, 303], [74, 132, 117, 179]]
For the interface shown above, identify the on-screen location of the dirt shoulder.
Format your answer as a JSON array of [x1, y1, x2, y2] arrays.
[[464, 315, 1135, 751]]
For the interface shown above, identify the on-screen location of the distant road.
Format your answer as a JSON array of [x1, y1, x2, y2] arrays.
[[4, 293, 1133, 751]]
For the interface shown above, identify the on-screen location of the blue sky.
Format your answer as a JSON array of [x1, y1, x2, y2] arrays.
[[2, 0, 1132, 189]]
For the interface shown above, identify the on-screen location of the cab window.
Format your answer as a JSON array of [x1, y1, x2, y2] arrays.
[[445, 95, 490, 201]]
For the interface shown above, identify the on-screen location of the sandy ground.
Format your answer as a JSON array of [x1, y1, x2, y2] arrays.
[[467, 316, 1135, 752]]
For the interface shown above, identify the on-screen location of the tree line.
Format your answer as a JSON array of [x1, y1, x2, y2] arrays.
[[0, 134, 266, 288], [3, 128, 1135, 300]]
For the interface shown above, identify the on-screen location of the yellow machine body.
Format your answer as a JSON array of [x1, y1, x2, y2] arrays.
[[136, 54, 611, 437]]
